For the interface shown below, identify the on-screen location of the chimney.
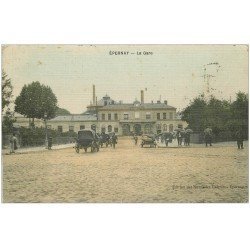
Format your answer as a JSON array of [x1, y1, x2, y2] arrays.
[[164, 100, 168, 105], [141, 90, 144, 104], [93, 85, 96, 105]]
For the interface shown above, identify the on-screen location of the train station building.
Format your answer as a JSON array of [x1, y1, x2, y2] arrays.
[[14, 85, 187, 136]]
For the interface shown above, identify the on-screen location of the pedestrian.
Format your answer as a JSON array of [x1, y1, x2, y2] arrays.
[[111, 134, 118, 148], [9, 133, 17, 154], [177, 131, 182, 146], [185, 133, 191, 146], [235, 129, 244, 149], [204, 128, 213, 147], [48, 137, 53, 150], [134, 135, 138, 145]]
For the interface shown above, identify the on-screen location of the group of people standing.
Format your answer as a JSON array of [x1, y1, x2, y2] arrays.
[[132, 127, 246, 149], [176, 131, 191, 146]]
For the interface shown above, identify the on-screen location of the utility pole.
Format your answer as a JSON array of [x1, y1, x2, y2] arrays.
[[201, 63, 220, 97]]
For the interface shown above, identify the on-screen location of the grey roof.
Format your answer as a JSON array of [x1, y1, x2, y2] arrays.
[[50, 114, 97, 122], [99, 103, 176, 110]]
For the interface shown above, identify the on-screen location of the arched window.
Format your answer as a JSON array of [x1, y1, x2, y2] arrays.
[[144, 124, 152, 134], [108, 125, 112, 132], [156, 124, 161, 130]]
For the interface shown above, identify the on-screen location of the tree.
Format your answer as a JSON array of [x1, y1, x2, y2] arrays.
[[2, 71, 15, 134], [181, 94, 207, 132], [181, 92, 248, 139], [229, 92, 248, 136], [15, 81, 58, 123], [2, 70, 13, 111], [56, 107, 71, 116]]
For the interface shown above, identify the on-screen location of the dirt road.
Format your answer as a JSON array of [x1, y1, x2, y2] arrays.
[[2, 138, 248, 202]]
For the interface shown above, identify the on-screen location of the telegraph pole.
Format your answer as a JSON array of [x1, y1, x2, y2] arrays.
[[201, 62, 220, 97]]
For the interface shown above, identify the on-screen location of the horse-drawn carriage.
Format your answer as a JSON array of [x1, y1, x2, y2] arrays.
[[99, 133, 110, 147], [156, 132, 174, 146], [141, 134, 157, 148], [75, 130, 99, 153]]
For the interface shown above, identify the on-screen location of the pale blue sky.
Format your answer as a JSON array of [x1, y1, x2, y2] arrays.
[[2, 45, 248, 114]]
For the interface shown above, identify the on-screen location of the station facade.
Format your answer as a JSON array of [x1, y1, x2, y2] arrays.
[[14, 85, 187, 135]]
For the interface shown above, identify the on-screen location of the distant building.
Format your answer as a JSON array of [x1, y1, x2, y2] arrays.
[[14, 85, 187, 135]]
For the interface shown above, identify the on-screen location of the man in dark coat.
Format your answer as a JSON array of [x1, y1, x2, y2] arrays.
[[111, 134, 118, 148], [235, 129, 244, 149], [185, 133, 191, 146]]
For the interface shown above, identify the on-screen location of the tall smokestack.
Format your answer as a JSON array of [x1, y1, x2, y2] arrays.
[[141, 90, 144, 104], [93, 85, 96, 105]]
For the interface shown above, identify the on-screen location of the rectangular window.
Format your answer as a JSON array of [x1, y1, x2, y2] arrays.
[[157, 113, 161, 120], [69, 126, 74, 132], [146, 112, 151, 119], [124, 113, 129, 120], [169, 124, 173, 132], [114, 127, 118, 133], [102, 114, 105, 120], [58, 126, 63, 132], [163, 113, 166, 119], [80, 125, 85, 130], [114, 113, 118, 120], [135, 112, 140, 119], [169, 112, 173, 120], [108, 113, 111, 120]]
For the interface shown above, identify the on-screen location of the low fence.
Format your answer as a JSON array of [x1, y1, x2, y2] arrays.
[[2, 134, 76, 148], [190, 131, 237, 144]]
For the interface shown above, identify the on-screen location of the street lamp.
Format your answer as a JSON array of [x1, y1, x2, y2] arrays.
[[44, 112, 48, 149]]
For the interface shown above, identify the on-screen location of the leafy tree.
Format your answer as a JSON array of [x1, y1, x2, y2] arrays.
[[15, 81, 58, 124], [229, 92, 248, 137], [181, 92, 248, 140], [181, 94, 207, 132], [205, 96, 231, 136], [56, 107, 71, 115], [2, 71, 15, 134], [2, 70, 13, 111]]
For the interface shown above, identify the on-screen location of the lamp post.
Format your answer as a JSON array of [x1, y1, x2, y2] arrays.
[[44, 112, 48, 149]]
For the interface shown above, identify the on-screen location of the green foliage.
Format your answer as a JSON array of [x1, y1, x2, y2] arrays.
[[19, 127, 77, 147], [2, 110, 16, 134], [15, 81, 58, 120], [181, 94, 207, 132], [228, 92, 248, 137], [181, 92, 248, 138], [56, 107, 71, 115], [2, 70, 13, 111], [2, 71, 15, 134]]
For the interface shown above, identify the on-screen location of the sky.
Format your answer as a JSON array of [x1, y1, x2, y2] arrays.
[[2, 45, 248, 114]]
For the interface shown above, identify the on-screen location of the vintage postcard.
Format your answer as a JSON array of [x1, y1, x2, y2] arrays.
[[1, 44, 249, 203]]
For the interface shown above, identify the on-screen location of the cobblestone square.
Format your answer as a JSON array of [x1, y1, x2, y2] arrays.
[[2, 138, 248, 203]]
